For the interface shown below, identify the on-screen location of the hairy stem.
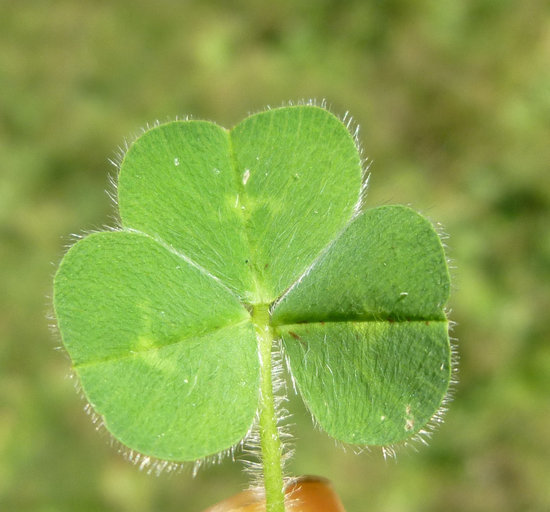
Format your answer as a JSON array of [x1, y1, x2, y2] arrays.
[[253, 304, 285, 512]]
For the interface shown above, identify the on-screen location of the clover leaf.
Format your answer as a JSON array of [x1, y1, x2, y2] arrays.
[[54, 105, 451, 486]]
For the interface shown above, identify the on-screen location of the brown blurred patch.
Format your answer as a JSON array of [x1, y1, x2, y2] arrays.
[[203, 476, 346, 512]]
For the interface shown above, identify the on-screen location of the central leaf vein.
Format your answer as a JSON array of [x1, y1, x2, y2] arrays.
[[73, 318, 251, 369], [226, 128, 266, 303], [273, 317, 448, 328]]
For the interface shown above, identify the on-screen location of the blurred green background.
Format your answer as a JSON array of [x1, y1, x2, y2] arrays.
[[1, 1, 549, 511]]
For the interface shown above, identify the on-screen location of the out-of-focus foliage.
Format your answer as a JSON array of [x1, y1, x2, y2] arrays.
[[0, 1, 548, 511]]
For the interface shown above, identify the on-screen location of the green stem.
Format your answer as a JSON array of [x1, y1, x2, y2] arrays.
[[252, 304, 286, 512]]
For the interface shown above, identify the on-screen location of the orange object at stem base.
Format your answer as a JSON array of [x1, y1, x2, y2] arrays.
[[203, 476, 346, 512]]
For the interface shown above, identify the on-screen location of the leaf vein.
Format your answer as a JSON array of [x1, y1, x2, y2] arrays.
[[73, 318, 251, 370]]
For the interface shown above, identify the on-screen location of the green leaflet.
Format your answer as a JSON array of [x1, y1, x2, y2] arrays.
[[272, 206, 451, 444], [54, 231, 258, 461], [53, 105, 451, 463], [118, 106, 362, 303]]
